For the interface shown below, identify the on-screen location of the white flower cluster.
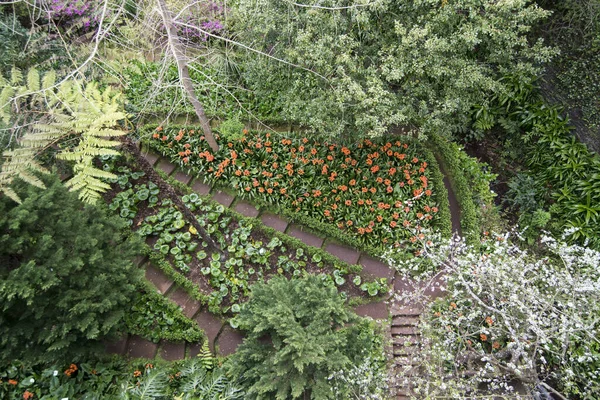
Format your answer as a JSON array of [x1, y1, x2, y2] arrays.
[[389, 231, 600, 399]]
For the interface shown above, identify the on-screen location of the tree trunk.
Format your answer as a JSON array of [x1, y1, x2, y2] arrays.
[[156, 0, 219, 152]]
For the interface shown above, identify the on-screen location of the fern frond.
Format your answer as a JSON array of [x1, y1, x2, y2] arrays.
[[10, 67, 23, 85], [198, 340, 215, 370], [27, 68, 40, 92], [127, 369, 169, 399], [1, 187, 22, 204], [42, 70, 56, 91]]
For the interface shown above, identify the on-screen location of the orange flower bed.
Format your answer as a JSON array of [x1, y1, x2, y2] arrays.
[[150, 127, 441, 250]]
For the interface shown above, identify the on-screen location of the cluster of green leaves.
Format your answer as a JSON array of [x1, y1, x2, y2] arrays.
[[231, 0, 554, 137], [226, 275, 387, 400], [0, 174, 142, 365], [125, 287, 204, 343], [122, 60, 282, 122], [1, 356, 244, 400], [475, 73, 600, 248]]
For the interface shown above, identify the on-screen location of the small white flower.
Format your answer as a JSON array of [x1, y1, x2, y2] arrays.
[[30, 378, 35, 383], [53, 370, 59, 376]]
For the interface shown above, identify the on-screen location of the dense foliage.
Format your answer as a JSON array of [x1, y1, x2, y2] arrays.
[[233, 0, 554, 136], [1, 355, 244, 399], [226, 275, 387, 399], [0, 174, 142, 364]]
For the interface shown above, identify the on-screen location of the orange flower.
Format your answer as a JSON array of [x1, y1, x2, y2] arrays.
[[152, 133, 160, 139], [376, 177, 383, 184], [242, 129, 248, 134], [492, 342, 501, 349], [345, 200, 352, 206], [23, 390, 34, 400], [432, 207, 438, 213], [485, 316, 494, 326], [390, 221, 397, 228], [386, 186, 393, 193], [8, 379, 17, 385], [370, 187, 376, 194], [349, 179, 356, 186], [156, 126, 163, 132], [480, 334, 488, 342], [280, 188, 287, 194], [331, 204, 338, 210], [346, 220, 353, 227], [403, 220, 410, 227], [358, 199, 364, 205], [376, 215, 383, 223]]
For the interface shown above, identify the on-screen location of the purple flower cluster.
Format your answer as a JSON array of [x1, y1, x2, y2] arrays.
[[47, 0, 98, 31], [178, 1, 226, 42]]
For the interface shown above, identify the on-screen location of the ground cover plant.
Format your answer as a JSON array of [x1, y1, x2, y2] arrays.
[[102, 155, 387, 314], [144, 125, 443, 255]]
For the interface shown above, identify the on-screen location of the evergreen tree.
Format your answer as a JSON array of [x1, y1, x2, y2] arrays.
[[0, 174, 143, 363], [226, 275, 384, 400]]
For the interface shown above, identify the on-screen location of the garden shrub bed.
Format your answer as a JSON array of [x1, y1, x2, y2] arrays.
[[102, 155, 387, 315], [142, 125, 446, 258]]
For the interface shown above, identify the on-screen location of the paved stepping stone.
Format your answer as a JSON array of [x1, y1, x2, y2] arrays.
[[359, 255, 394, 280], [390, 304, 423, 316], [143, 152, 160, 166], [234, 200, 260, 218], [159, 341, 186, 361], [186, 342, 202, 358], [173, 170, 193, 185], [145, 264, 174, 294], [191, 179, 211, 195], [354, 302, 388, 320], [156, 159, 176, 175], [260, 213, 289, 232], [212, 190, 234, 207], [215, 326, 245, 356], [127, 335, 158, 359], [168, 287, 201, 318], [394, 275, 418, 293], [133, 255, 147, 267], [287, 225, 323, 248], [195, 311, 223, 351], [105, 337, 128, 355], [325, 242, 360, 264]]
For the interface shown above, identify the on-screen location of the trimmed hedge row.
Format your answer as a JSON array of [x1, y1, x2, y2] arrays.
[[427, 135, 481, 243]]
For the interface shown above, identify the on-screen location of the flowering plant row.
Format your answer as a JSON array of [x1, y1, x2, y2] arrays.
[[147, 126, 442, 251]]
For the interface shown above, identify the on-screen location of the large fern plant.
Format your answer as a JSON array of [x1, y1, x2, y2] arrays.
[[0, 67, 127, 203]]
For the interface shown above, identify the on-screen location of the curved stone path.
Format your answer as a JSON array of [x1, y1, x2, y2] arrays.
[[107, 147, 462, 399]]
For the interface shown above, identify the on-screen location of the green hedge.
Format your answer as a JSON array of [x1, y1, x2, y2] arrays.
[[420, 145, 452, 239], [427, 135, 481, 243]]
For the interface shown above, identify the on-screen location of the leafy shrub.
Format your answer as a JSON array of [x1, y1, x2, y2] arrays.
[[0, 174, 143, 364], [125, 288, 204, 343], [225, 275, 386, 400]]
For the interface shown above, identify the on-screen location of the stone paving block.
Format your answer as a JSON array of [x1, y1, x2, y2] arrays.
[[173, 170, 193, 185], [353, 302, 389, 320], [325, 242, 360, 264], [156, 159, 176, 175], [186, 342, 202, 358], [168, 287, 201, 318], [145, 264, 174, 294], [105, 337, 128, 355], [287, 224, 324, 248], [394, 274, 418, 293], [234, 200, 259, 218], [215, 326, 245, 356], [195, 311, 223, 351], [212, 190, 234, 207], [159, 341, 186, 361], [143, 152, 160, 166], [127, 335, 158, 359], [359, 255, 394, 280], [191, 179, 211, 195], [260, 213, 289, 232]]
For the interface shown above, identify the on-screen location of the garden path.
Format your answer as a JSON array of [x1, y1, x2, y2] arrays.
[[107, 147, 462, 400]]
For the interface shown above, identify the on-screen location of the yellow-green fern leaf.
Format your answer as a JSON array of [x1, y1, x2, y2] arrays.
[[41, 70, 56, 91], [10, 67, 23, 85], [27, 68, 40, 92]]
